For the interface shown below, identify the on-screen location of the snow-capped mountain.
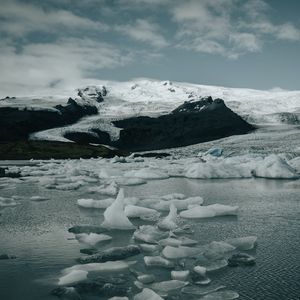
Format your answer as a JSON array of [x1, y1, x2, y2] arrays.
[[1, 78, 299, 147]]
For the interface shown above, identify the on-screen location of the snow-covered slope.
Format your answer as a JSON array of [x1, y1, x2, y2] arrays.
[[2, 78, 299, 142]]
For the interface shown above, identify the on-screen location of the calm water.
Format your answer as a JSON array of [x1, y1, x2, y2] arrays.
[[0, 177, 299, 300]]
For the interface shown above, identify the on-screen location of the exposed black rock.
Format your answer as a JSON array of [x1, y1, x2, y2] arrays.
[[0, 99, 97, 141], [112, 97, 255, 151], [0, 141, 124, 160], [133, 152, 171, 158], [77, 245, 141, 264]]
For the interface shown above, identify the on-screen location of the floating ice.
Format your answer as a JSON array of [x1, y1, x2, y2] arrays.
[[125, 205, 160, 220], [208, 204, 239, 216], [162, 245, 201, 259], [158, 204, 178, 230], [30, 195, 48, 201], [204, 241, 236, 259], [78, 245, 140, 263], [180, 204, 238, 219], [77, 198, 114, 209], [180, 206, 216, 219], [252, 155, 299, 179], [108, 297, 129, 300], [58, 270, 88, 286], [144, 256, 174, 268], [171, 270, 190, 281], [193, 266, 207, 277], [139, 244, 161, 253], [225, 236, 257, 250], [228, 253, 256, 267], [153, 196, 204, 211], [64, 260, 136, 274], [124, 168, 169, 180], [201, 290, 239, 300], [116, 177, 147, 186], [134, 288, 163, 300], [137, 274, 156, 284], [161, 193, 185, 200], [150, 280, 188, 293], [133, 225, 168, 243], [75, 233, 112, 246], [88, 181, 119, 196], [55, 182, 83, 190], [182, 284, 226, 296], [102, 189, 135, 230]]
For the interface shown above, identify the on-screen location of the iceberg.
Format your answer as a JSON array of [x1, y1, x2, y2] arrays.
[[77, 198, 114, 209], [201, 290, 239, 300], [124, 168, 169, 180], [134, 288, 163, 300], [252, 155, 299, 179], [125, 205, 160, 219], [144, 256, 174, 268], [162, 245, 201, 259], [116, 177, 147, 186], [150, 280, 188, 293], [58, 270, 88, 286], [64, 260, 137, 274], [225, 236, 257, 250], [180, 204, 238, 219], [133, 225, 168, 243], [75, 233, 112, 246], [152, 196, 204, 211], [101, 189, 135, 230], [171, 270, 190, 281], [88, 181, 119, 196], [158, 204, 178, 230]]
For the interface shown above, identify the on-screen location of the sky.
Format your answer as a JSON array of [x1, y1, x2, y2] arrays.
[[1, 0, 300, 96]]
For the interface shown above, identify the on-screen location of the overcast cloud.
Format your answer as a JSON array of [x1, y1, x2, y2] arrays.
[[0, 0, 300, 95]]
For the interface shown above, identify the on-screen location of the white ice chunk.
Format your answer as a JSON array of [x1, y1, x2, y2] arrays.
[[133, 225, 168, 243], [58, 270, 88, 286], [134, 288, 163, 300], [101, 189, 135, 230], [144, 256, 174, 268], [75, 233, 112, 246], [171, 270, 190, 281], [77, 198, 114, 209], [201, 290, 239, 300], [180, 204, 238, 219], [162, 245, 201, 259], [225, 236, 257, 250], [158, 204, 178, 230], [153, 196, 204, 211], [125, 205, 160, 219], [252, 155, 299, 179], [150, 280, 188, 293], [193, 266, 207, 277], [124, 168, 169, 180], [64, 260, 136, 274], [30, 195, 48, 201], [88, 181, 118, 196], [116, 177, 147, 186]]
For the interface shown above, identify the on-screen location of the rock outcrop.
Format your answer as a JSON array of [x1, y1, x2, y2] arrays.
[[0, 98, 97, 141]]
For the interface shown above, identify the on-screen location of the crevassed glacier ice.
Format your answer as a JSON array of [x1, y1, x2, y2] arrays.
[[252, 155, 299, 179]]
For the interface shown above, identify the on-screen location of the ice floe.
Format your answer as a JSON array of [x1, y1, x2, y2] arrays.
[[134, 288, 163, 300], [75, 233, 112, 246], [58, 270, 88, 286]]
